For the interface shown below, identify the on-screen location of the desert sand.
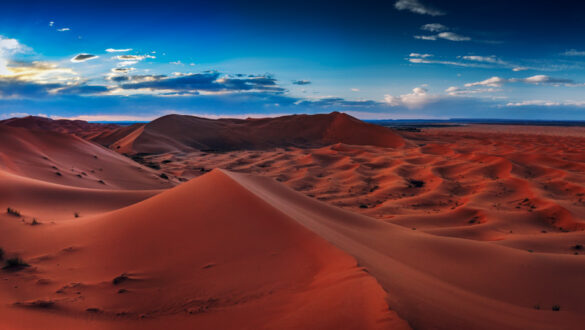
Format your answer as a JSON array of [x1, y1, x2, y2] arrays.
[[1, 113, 584, 329]]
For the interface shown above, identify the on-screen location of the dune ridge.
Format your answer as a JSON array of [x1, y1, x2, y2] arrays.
[[0, 169, 408, 330], [102, 112, 404, 153]]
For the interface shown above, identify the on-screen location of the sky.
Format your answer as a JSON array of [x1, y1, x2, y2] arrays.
[[2, 0, 585, 121]]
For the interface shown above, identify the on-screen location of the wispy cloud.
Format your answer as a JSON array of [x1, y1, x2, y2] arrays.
[[562, 49, 585, 56], [394, 0, 444, 16], [106, 48, 132, 53], [292, 79, 311, 85], [57, 28, 70, 32], [70, 54, 98, 63], [420, 23, 447, 32]]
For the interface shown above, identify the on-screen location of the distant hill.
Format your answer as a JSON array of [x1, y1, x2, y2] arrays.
[[108, 112, 405, 154]]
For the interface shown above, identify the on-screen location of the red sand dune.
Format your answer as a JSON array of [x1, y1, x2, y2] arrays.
[[103, 112, 404, 154], [0, 170, 407, 330], [0, 124, 173, 189], [2, 115, 585, 329]]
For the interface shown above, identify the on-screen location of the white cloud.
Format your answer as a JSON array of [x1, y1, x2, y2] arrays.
[[384, 86, 434, 109], [420, 23, 447, 32], [512, 67, 528, 72], [460, 55, 505, 64], [409, 53, 433, 58], [49, 21, 54, 27], [115, 54, 156, 61], [106, 48, 132, 53], [117, 60, 138, 67], [351, 88, 360, 92], [394, 0, 444, 16], [505, 100, 585, 107], [0, 36, 28, 74], [465, 76, 507, 87], [57, 28, 70, 32], [415, 32, 471, 42], [445, 86, 501, 96], [414, 35, 438, 41], [562, 49, 585, 56], [437, 32, 470, 41]]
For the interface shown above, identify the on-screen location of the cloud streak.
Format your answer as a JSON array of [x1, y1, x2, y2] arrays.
[[394, 0, 444, 16]]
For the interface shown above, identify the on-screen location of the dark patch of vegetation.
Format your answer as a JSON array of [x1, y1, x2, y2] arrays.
[[7, 207, 20, 217], [572, 244, 583, 250], [55, 172, 62, 176], [552, 305, 561, 311], [86, 307, 101, 313], [93, 155, 98, 159], [0, 248, 4, 260], [411, 227, 417, 230], [117, 288, 129, 294], [112, 273, 130, 285], [74, 212, 80, 218], [3, 256, 29, 271], [408, 179, 425, 188], [159, 173, 169, 180], [527, 249, 534, 253], [359, 204, 368, 209], [31, 218, 41, 226], [161, 159, 172, 164], [98, 180, 105, 185], [76, 174, 82, 178]]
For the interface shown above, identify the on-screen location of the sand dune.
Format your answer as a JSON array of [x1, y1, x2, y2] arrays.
[[103, 112, 404, 154], [0, 170, 407, 330], [0, 124, 173, 189], [2, 115, 585, 329]]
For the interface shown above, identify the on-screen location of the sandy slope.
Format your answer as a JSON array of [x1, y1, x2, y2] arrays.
[[230, 170, 585, 330], [0, 125, 173, 189], [0, 170, 407, 330], [102, 112, 404, 154]]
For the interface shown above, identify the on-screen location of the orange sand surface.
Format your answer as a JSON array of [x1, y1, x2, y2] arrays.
[[1, 116, 585, 329]]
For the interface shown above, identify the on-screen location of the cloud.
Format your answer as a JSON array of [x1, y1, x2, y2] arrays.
[[415, 32, 471, 42], [409, 53, 433, 58], [71, 54, 98, 63], [511, 75, 574, 85], [445, 86, 501, 96], [292, 79, 311, 85], [57, 28, 70, 32], [414, 35, 438, 41], [463, 75, 576, 90], [351, 88, 360, 92], [562, 49, 585, 56], [111, 67, 134, 73], [384, 86, 435, 109], [106, 48, 132, 53], [394, 0, 444, 16], [111, 72, 285, 96], [49, 21, 54, 27], [464, 77, 507, 88], [437, 32, 470, 41], [505, 100, 585, 107], [115, 54, 155, 61], [420, 23, 447, 32], [460, 55, 505, 64], [0, 36, 28, 74]]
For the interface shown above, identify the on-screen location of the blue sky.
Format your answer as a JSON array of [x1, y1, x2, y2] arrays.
[[2, 0, 585, 121]]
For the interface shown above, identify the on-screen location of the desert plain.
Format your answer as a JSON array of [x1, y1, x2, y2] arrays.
[[0, 112, 584, 330]]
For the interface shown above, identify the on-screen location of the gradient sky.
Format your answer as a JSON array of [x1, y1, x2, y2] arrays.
[[2, 0, 585, 121]]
